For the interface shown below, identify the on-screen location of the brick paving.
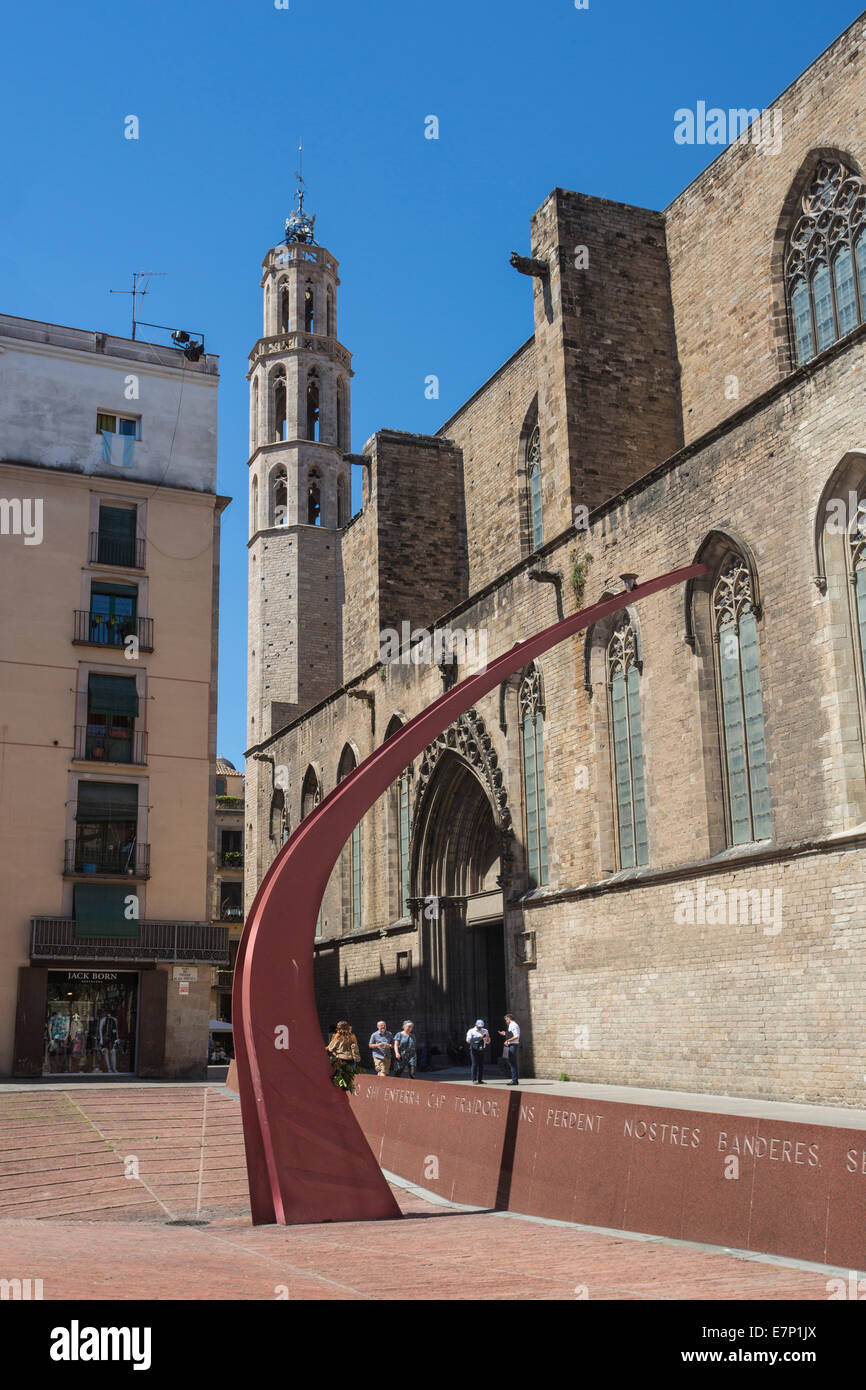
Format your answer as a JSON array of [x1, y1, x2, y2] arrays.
[[0, 1086, 842, 1300]]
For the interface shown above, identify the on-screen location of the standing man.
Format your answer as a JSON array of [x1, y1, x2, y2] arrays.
[[466, 1019, 490, 1085], [499, 1013, 520, 1085], [368, 1020, 394, 1076]]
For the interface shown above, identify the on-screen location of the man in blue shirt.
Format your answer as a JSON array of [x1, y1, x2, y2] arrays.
[[368, 1020, 394, 1076]]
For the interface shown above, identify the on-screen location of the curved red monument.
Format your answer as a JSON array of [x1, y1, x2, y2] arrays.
[[234, 565, 707, 1225]]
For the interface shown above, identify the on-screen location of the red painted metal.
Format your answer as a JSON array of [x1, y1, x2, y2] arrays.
[[234, 564, 708, 1225]]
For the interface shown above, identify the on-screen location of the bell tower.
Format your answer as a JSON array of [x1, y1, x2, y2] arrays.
[[247, 168, 353, 745]]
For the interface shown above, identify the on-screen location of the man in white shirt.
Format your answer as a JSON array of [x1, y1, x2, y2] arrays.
[[465, 1019, 490, 1085], [499, 1013, 520, 1085]]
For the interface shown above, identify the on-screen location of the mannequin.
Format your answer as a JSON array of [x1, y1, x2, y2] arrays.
[[99, 1012, 119, 1073]]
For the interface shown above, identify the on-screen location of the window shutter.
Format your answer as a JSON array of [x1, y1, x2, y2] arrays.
[[74, 883, 139, 938], [77, 781, 139, 821], [87, 673, 139, 718]]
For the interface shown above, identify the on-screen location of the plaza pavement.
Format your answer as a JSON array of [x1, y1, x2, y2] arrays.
[[0, 1081, 852, 1301]]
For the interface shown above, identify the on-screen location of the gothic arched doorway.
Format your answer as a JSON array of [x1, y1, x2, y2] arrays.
[[412, 747, 508, 1059]]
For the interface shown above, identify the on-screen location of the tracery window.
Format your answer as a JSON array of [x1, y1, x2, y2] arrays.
[[338, 747, 362, 929], [273, 368, 287, 442], [527, 427, 543, 551], [306, 374, 320, 441], [786, 161, 866, 364], [272, 468, 287, 527], [304, 282, 315, 334], [713, 555, 771, 845], [607, 616, 648, 868], [519, 663, 548, 887], [307, 470, 321, 525]]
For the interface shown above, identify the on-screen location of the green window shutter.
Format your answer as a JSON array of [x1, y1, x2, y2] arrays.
[[627, 667, 649, 866], [611, 671, 635, 868], [739, 614, 771, 840], [87, 673, 139, 718], [77, 781, 138, 821], [399, 772, 410, 915], [530, 465, 543, 550], [99, 506, 136, 539], [74, 883, 139, 938], [523, 715, 539, 885], [719, 621, 751, 845], [352, 823, 362, 927]]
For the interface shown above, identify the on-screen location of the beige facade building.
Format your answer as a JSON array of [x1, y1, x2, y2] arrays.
[[0, 313, 228, 1079], [210, 757, 245, 1031], [246, 18, 866, 1106]]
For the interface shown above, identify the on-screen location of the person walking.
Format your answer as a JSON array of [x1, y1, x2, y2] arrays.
[[326, 1021, 361, 1091], [466, 1019, 490, 1085], [498, 1013, 520, 1085], [392, 1021, 417, 1079], [368, 1020, 394, 1076]]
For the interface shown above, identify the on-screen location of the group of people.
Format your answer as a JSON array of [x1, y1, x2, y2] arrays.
[[325, 1013, 521, 1087]]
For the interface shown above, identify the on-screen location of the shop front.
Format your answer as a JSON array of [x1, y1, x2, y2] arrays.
[[44, 969, 139, 1076]]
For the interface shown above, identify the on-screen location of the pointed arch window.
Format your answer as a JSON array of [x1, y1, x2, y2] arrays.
[[398, 769, 410, 915], [306, 374, 320, 442], [713, 555, 771, 845], [336, 379, 345, 451], [304, 282, 315, 334], [307, 470, 321, 526], [270, 789, 289, 844], [279, 280, 290, 333], [273, 369, 287, 442], [301, 767, 322, 936], [327, 285, 336, 338], [519, 663, 548, 887], [607, 615, 648, 868], [251, 474, 259, 534], [251, 376, 259, 452], [338, 746, 362, 929], [336, 474, 349, 528], [785, 160, 866, 364], [272, 468, 287, 527], [527, 427, 543, 550]]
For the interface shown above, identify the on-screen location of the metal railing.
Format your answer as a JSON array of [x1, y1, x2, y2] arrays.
[[213, 969, 234, 990], [89, 532, 146, 570], [217, 905, 244, 923], [74, 725, 147, 765], [31, 918, 230, 963], [64, 840, 151, 878], [219, 851, 244, 868], [72, 611, 154, 651]]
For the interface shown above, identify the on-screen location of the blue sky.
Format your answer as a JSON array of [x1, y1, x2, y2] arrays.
[[1, 0, 861, 768]]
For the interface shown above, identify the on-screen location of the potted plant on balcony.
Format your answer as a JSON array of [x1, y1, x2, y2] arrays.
[[223, 850, 243, 866]]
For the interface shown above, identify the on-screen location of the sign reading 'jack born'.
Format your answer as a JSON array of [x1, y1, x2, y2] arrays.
[[350, 1076, 866, 1267]]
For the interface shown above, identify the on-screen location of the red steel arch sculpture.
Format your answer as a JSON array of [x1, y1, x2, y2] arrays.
[[234, 564, 707, 1225]]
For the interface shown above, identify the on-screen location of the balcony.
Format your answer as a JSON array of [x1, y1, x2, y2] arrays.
[[219, 851, 244, 869], [213, 969, 234, 990], [74, 725, 147, 765], [64, 840, 151, 878], [217, 905, 244, 924], [89, 532, 146, 570], [31, 918, 229, 964], [72, 611, 154, 651], [216, 795, 244, 811]]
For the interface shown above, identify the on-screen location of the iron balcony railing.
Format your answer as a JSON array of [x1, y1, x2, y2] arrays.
[[31, 918, 230, 964], [74, 725, 147, 765], [89, 532, 146, 570], [219, 851, 244, 868], [64, 840, 151, 878], [218, 905, 244, 923], [72, 611, 154, 651]]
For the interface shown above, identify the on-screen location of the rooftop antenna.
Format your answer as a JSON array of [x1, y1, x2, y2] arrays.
[[109, 271, 166, 340], [295, 138, 305, 216]]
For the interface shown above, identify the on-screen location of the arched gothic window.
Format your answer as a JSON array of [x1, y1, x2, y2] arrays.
[[786, 160, 866, 364], [272, 468, 287, 527], [273, 369, 287, 442], [270, 788, 289, 844], [307, 470, 321, 525], [607, 616, 648, 868], [713, 555, 772, 845], [279, 281, 290, 333], [519, 663, 548, 887], [306, 374, 320, 441], [251, 375, 259, 453], [251, 474, 259, 534], [338, 746, 362, 929], [385, 716, 411, 918], [304, 282, 315, 334], [527, 427, 543, 550], [327, 285, 336, 338], [301, 766, 322, 936], [336, 379, 345, 451], [336, 474, 349, 528]]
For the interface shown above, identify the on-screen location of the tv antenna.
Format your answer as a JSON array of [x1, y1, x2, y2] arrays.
[[109, 271, 166, 340]]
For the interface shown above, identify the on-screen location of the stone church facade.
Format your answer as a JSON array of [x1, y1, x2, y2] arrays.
[[246, 15, 866, 1105]]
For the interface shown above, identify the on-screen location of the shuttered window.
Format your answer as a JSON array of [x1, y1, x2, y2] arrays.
[[74, 883, 139, 939]]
